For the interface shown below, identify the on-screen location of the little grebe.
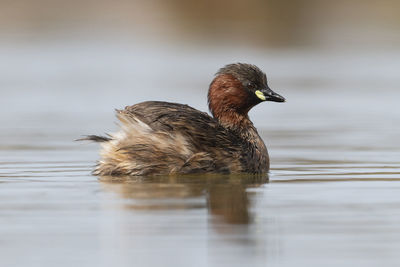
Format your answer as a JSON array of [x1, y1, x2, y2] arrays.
[[82, 63, 285, 176]]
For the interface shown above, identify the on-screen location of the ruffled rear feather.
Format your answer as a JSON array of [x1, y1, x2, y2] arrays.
[[94, 111, 200, 176]]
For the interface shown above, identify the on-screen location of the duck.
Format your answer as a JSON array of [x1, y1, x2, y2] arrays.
[[81, 63, 285, 176]]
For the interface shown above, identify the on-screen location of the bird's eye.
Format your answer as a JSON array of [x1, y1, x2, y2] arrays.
[[247, 82, 254, 89]]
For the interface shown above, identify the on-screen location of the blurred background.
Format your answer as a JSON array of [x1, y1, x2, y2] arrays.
[[1, 0, 399, 129], [2, 0, 400, 47]]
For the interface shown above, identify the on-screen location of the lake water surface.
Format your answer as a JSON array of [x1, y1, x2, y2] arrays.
[[1, 43, 400, 267]]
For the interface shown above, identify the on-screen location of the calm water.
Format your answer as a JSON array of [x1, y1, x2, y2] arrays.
[[1, 43, 400, 267]]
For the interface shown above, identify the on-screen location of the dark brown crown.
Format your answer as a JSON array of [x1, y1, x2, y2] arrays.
[[216, 63, 268, 92]]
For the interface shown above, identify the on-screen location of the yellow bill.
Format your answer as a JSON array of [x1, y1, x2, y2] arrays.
[[255, 90, 266, 101]]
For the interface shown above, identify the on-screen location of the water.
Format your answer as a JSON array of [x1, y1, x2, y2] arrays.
[[1, 42, 400, 267]]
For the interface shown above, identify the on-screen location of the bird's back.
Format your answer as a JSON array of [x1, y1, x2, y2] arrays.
[[90, 101, 245, 176]]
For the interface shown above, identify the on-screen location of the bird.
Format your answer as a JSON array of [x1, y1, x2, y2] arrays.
[[80, 63, 285, 176]]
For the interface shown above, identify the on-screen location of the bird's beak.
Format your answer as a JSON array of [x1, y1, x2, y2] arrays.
[[255, 87, 286, 102]]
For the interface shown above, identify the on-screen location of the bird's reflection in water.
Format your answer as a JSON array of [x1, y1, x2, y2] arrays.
[[99, 173, 268, 225]]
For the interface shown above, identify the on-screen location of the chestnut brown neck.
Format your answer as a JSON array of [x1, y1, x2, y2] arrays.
[[208, 74, 255, 131]]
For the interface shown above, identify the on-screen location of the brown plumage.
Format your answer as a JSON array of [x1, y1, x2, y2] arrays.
[[80, 63, 285, 176]]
